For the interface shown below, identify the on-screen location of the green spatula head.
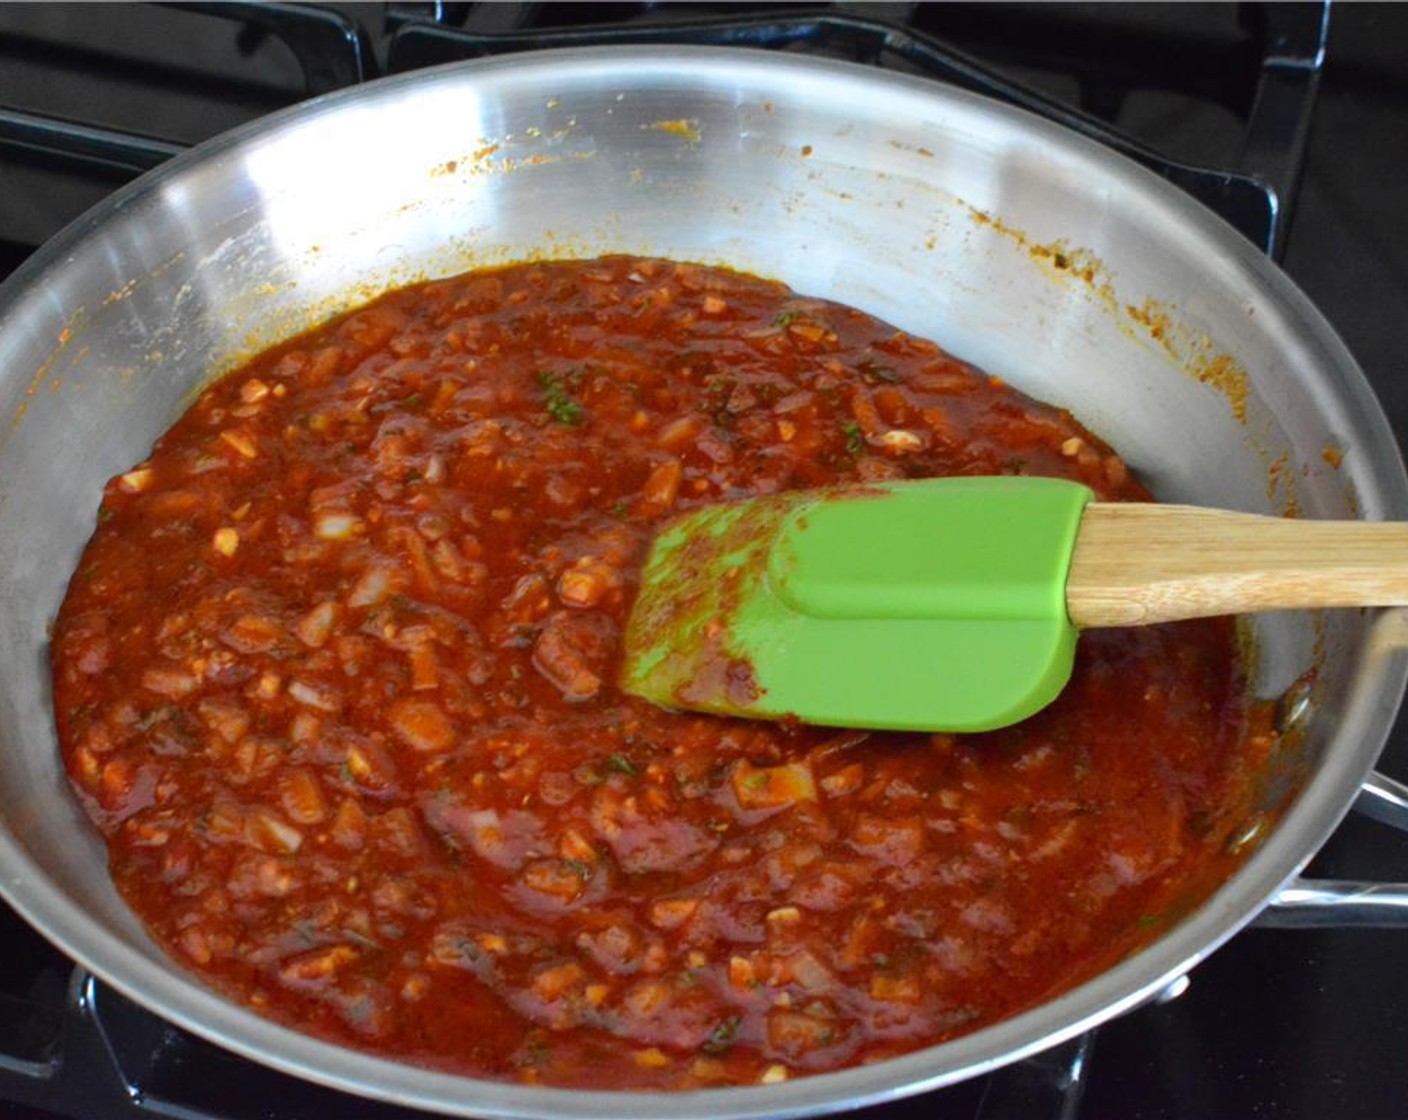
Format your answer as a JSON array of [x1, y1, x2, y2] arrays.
[[619, 476, 1094, 732]]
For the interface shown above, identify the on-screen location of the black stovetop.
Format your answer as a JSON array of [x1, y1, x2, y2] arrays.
[[1, 4, 1407, 1119]]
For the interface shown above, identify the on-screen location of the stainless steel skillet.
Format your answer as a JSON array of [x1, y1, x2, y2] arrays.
[[0, 45, 1405, 1120]]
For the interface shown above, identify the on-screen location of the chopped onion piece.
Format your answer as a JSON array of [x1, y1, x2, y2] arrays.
[[348, 566, 395, 607], [388, 697, 455, 752], [288, 679, 343, 712], [239, 379, 271, 403], [219, 429, 259, 459], [246, 809, 303, 855], [880, 429, 925, 453], [732, 760, 817, 810], [294, 601, 337, 648], [141, 666, 198, 699], [314, 512, 363, 541], [557, 562, 614, 609]]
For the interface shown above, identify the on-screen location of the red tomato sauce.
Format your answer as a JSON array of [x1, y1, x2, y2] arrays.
[[52, 257, 1275, 1089]]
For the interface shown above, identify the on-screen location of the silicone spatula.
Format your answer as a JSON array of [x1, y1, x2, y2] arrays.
[[619, 475, 1408, 732]]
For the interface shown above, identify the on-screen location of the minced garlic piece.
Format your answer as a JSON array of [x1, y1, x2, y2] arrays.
[[212, 527, 239, 556]]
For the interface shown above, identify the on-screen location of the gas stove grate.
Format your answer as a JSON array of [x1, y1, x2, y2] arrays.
[[0, 3, 1326, 257]]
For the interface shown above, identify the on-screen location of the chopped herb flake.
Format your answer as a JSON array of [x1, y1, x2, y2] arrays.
[[606, 753, 639, 777], [564, 858, 594, 881], [522, 1035, 553, 1067], [774, 310, 798, 328], [537, 370, 584, 425], [843, 421, 864, 455], [702, 1014, 741, 1054]]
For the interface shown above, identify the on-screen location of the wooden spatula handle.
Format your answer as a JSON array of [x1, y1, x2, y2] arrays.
[[1067, 503, 1408, 628]]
